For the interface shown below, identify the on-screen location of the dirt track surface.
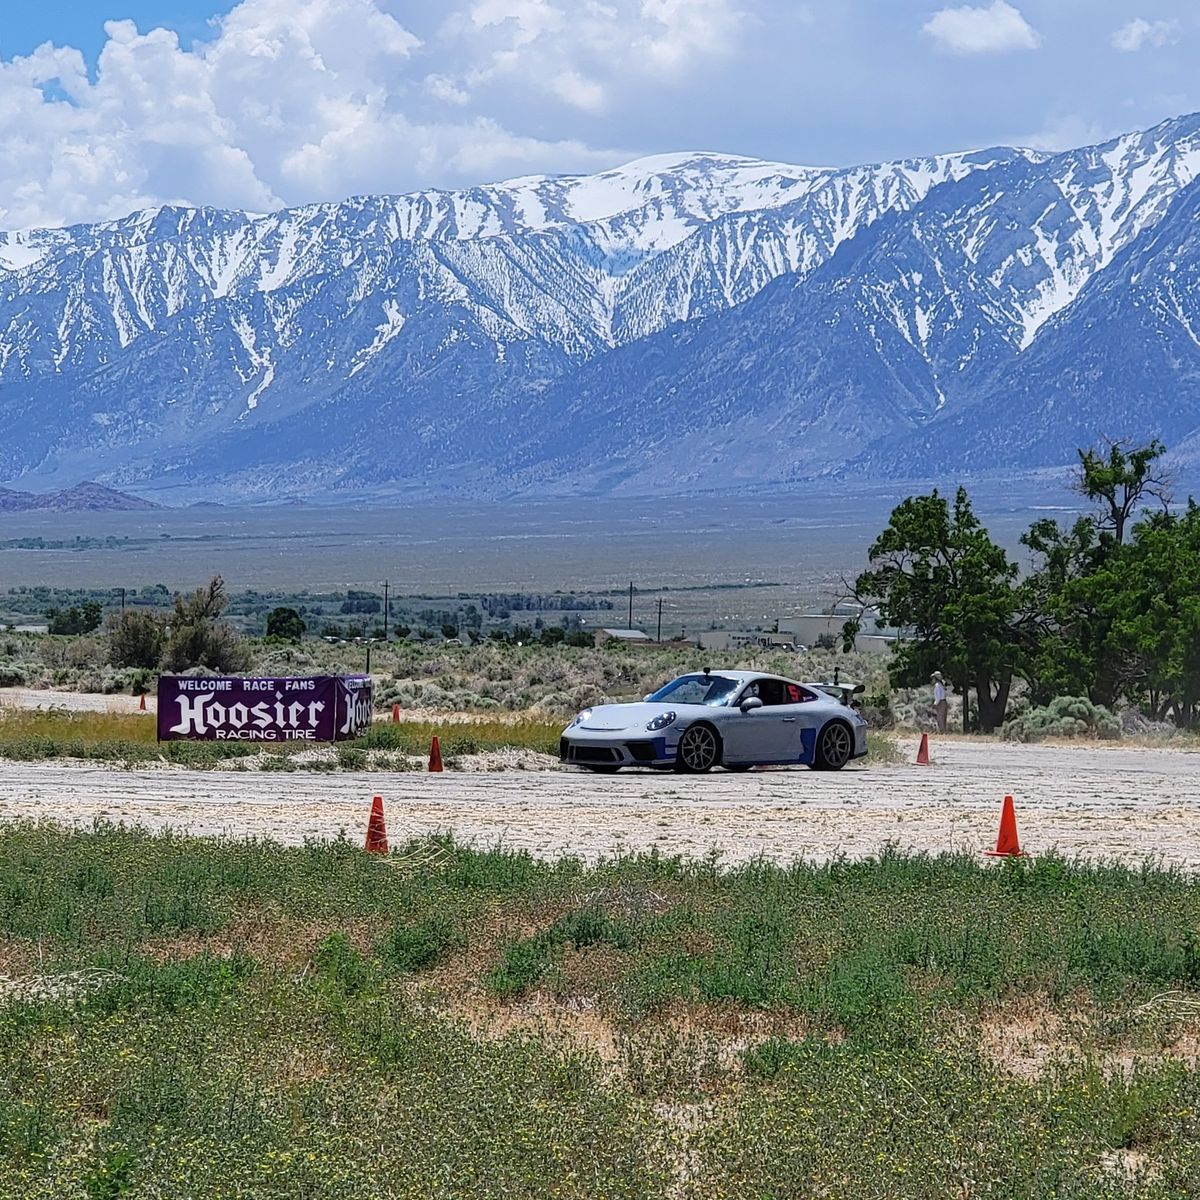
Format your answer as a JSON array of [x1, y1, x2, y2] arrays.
[[0, 739, 1198, 866], [0, 688, 154, 714]]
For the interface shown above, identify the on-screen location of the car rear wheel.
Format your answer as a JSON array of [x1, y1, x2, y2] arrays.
[[675, 724, 721, 773], [810, 720, 854, 771]]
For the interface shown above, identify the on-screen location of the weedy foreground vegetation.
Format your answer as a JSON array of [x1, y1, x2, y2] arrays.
[[2, 824, 1200, 1196]]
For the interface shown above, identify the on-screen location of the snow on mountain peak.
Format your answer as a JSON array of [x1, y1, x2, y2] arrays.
[[5, 113, 1200, 501]]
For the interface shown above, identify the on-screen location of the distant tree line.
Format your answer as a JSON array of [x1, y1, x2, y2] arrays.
[[848, 439, 1197, 730]]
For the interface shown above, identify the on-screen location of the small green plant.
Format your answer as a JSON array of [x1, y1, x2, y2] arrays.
[[311, 932, 376, 997], [84, 1147, 137, 1200], [379, 916, 461, 972], [336, 746, 368, 771], [487, 935, 558, 998], [743, 1036, 808, 1080], [486, 906, 632, 997]]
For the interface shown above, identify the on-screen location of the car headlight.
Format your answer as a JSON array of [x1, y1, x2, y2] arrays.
[[569, 709, 593, 729], [646, 711, 677, 732]]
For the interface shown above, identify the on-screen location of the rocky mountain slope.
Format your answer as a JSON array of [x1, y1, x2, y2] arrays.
[[1, 115, 1199, 500]]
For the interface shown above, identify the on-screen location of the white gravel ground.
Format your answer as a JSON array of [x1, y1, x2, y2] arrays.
[[0, 738, 1197, 867]]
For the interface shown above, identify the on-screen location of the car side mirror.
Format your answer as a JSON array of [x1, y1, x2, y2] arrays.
[[740, 697, 764, 713]]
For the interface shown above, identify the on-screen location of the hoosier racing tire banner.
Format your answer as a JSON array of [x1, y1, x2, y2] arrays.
[[157, 675, 373, 743]]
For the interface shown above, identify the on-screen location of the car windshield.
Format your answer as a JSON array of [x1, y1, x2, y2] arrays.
[[648, 674, 741, 707]]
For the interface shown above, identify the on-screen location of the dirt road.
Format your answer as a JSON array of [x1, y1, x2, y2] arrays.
[[1, 739, 1197, 866], [0, 688, 153, 714]]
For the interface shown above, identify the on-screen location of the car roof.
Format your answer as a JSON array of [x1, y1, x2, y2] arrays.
[[682, 669, 812, 689]]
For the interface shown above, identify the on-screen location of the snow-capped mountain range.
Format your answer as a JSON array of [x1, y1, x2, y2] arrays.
[[2, 114, 1200, 501]]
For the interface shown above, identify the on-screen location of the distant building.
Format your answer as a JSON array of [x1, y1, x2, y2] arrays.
[[698, 630, 799, 652], [779, 607, 900, 655], [594, 627, 652, 647]]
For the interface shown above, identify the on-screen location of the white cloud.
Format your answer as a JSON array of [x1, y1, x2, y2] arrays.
[[1111, 18, 1181, 52], [424, 74, 470, 105], [1014, 113, 1108, 152], [636, 0, 748, 70], [552, 70, 607, 112], [0, 0, 622, 232], [440, 0, 746, 111], [922, 1, 1042, 54]]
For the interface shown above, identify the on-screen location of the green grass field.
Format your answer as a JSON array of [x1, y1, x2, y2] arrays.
[[1, 824, 1199, 1196]]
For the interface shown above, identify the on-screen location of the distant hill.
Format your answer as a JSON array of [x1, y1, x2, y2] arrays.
[[0, 482, 161, 512]]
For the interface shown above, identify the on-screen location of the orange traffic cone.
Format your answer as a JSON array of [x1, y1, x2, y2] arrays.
[[138, 693, 147, 712], [985, 795, 1025, 858], [428, 736, 443, 773], [365, 795, 388, 854], [392, 703, 400, 723], [916, 733, 930, 766]]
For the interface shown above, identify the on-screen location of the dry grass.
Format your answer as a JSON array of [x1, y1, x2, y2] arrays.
[[0, 705, 563, 766], [0, 707, 158, 744]]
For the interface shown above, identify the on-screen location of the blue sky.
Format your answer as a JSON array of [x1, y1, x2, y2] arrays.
[[0, 0, 1197, 228]]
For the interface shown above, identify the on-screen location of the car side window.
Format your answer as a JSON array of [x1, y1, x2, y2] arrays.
[[786, 684, 818, 704], [747, 678, 788, 706]]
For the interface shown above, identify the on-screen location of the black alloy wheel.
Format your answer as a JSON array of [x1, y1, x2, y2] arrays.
[[674, 724, 721, 773], [811, 721, 853, 771]]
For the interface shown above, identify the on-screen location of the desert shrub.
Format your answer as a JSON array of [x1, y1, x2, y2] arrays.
[[100, 667, 154, 695], [256, 645, 316, 673], [160, 577, 250, 674], [0, 665, 27, 687], [106, 608, 165, 669], [1002, 696, 1121, 743], [1119, 707, 1184, 739]]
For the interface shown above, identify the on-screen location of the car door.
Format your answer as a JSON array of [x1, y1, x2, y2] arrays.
[[725, 678, 796, 763], [771, 682, 825, 765]]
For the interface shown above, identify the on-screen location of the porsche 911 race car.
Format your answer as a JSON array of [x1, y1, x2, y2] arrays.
[[559, 668, 869, 773]]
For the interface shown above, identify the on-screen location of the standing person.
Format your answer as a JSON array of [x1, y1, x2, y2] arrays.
[[932, 672, 948, 733]]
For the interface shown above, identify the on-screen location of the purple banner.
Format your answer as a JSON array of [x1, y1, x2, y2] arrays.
[[157, 676, 373, 743]]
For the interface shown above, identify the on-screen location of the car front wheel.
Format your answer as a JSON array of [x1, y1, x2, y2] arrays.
[[811, 721, 854, 771], [675, 724, 721, 774]]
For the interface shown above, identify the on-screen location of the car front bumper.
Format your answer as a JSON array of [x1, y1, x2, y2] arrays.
[[559, 730, 676, 768]]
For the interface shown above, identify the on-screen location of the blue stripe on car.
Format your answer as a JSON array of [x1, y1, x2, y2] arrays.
[[800, 727, 817, 764]]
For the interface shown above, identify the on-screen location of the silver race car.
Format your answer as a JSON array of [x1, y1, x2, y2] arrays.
[[559, 668, 869, 774]]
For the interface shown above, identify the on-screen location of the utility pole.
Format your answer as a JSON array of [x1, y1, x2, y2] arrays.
[[656, 597, 663, 643], [119, 587, 126, 611], [628, 582, 634, 630], [382, 580, 389, 640]]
